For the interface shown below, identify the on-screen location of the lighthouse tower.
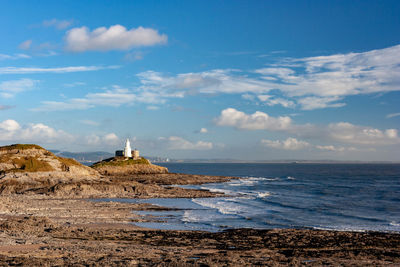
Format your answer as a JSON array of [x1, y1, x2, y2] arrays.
[[124, 138, 132, 158]]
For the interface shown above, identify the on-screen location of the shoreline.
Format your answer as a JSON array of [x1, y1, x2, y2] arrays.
[[0, 172, 399, 265]]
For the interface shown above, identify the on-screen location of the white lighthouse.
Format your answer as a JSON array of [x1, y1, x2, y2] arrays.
[[124, 138, 132, 158], [115, 138, 140, 159]]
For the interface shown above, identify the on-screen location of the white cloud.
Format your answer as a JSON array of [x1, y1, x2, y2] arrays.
[[0, 53, 30, 60], [215, 108, 400, 146], [387, 113, 400, 119], [103, 133, 119, 145], [200, 128, 208, 133], [0, 119, 73, 144], [255, 67, 295, 79], [0, 119, 122, 149], [0, 65, 118, 74], [159, 136, 213, 150], [0, 119, 20, 132], [257, 94, 295, 108], [34, 87, 136, 111], [65, 25, 167, 52], [130, 44, 400, 110], [85, 134, 101, 146], [28, 44, 400, 113], [34, 79, 184, 110], [136, 69, 269, 96], [241, 94, 255, 101], [253, 44, 400, 109], [18, 40, 32, 50], [316, 145, 346, 152], [42, 19, 73, 30], [260, 142, 362, 152], [136, 42, 400, 101], [0, 79, 37, 98], [84, 133, 121, 146], [261, 137, 310, 150], [327, 122, 399, 145], [215, 108, 292, 131], [296, 96, 346, 110]]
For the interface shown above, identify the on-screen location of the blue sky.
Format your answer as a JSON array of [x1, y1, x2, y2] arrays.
[[0, 0, 400, 160]]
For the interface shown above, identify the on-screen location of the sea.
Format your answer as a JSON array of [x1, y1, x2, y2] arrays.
[[103, 163, 400, 232]]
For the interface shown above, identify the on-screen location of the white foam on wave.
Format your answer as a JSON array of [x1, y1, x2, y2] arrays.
[[226, 176, 281, 188], [200, 187, 234, 195], [287, 176, 296, 180], [257, 192, 271, 198], [182, 210, 203, 223], [237, 179, 257, 186], [236, 192, 257, 199], [265, 177, 280, 181], [182, 210, 227, 223], [192, 198, 245, 215], [390, 221, 400, 227]]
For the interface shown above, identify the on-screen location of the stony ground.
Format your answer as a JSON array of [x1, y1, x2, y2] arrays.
[[0, 173, 399, 266]]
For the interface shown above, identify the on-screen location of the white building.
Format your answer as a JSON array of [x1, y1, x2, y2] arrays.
[[124, 139, 132, 158], [115, 138, 140, 159]]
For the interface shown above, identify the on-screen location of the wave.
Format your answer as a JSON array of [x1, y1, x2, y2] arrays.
[[200, 187, 235, 195], [192, 198, 246, 215], [237, 179, 258, 186], [257, 192, 271, 198], [265, 178, 280, 181]]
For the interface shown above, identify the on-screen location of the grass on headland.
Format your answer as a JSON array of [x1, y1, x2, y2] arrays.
[[2, 157, 55, 173], [0, 144, 82, 173], [57, 157, 81, 167], [91, 157, 150, 168], [0, 144, 46, 152]]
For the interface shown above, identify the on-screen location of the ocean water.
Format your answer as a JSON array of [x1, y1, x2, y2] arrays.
[[109, 163, 400, 232]]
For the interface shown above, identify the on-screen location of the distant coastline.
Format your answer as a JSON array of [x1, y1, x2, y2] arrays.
[[49, 150, 400, 165]]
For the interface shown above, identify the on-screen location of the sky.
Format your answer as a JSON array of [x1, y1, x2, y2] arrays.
[[0, 0, 400, 161]]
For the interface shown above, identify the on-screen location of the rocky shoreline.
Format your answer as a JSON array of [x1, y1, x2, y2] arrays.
[[0, 144, 399, 266], [0, 171, 398, 266]]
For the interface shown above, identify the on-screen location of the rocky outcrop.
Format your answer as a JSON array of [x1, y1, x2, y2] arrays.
[[0, 144, 230, 198], [0, 144, 100, 194], [91, 157, 168, 175]]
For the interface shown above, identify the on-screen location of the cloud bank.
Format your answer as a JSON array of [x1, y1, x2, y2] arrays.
[[112, 44, 400, 110], [65, 25, 167, 52], [215, 108, 292, 131], [215, 108, 400, 146], [0, 119, 73, 144], [34, 44, 400, 112]]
